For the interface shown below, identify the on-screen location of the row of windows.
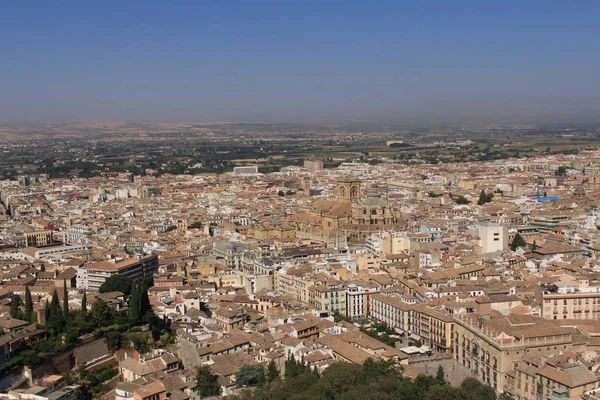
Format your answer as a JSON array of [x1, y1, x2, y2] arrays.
[[545, 298, 600, 305]]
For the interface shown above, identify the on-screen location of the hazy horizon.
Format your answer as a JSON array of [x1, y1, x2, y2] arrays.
[[2, 2, 599, 125]]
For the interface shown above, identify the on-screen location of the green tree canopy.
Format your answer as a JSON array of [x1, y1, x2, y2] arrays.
[[99, 274, 133, 296], [128, 282, 152, 325], [477, 190, 494, 205], [62, 281, 69, 317], [229, 359, 498, 400], [460, 377, 497, 400], [266, 360, 280, 383], [235, 364, 265, 387], [318, 362, 363, 398], [511, 232, 527, 251], [284, 356, 312, 380], [46, 290, 66, 335], [81, 290, 87, 313], [454, 196, 470, 205], [91, 299, 113, 326], [436, 365, 446, 384], [10, 294, 24, 320], [555, 165, 568, 176], [425, 384, 469, 400], [50, 290, 60, 316], [195, 365, 221, 398], [24, 287, 34, 323]]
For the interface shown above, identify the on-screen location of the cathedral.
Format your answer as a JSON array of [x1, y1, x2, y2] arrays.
[[291, 179, 409, 248]]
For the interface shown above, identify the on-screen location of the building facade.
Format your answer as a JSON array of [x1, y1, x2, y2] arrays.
[[76, 254, 159, 290]]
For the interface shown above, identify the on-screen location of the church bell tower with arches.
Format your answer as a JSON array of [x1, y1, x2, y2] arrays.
[[337, 179, 361, 203]]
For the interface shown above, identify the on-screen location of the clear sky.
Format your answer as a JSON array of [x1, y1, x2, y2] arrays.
[[1, 1, 599, 124]]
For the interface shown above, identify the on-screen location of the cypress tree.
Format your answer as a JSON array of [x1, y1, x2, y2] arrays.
[[140, 284, 151, 322], [284, 356, 299, 379], [128, 283, 141, 324], [312, 366, 320, 378], [50, 290, 60, 318], [10, 294, 23, 319], [44, 299, 50, 322], [81, 290, 87, 313], [511, 233, 527, 251], [477, 189, 494, 205], [436, 365, 446, 384], [24, 286, 33, 323], [62, 280, 69, 317], [266, 359, 279, 383], [195, 365, 221, 397], [47, 290, 65, 334], [477, 189, 487, 205]]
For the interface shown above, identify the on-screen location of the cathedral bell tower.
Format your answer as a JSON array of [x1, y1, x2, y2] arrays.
[[337, 179, 361, 203]]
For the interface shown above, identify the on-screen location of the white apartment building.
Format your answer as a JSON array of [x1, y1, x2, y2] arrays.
[[366, 231, 411, 256], [478, 222, 508, 256], [369, 293, 411, 333], [66, 225, 96, 244], [233, 165, 259, 174], [308, 280, 346, 315], [76, 254, 159, 290], [21, 243, 90, 261], [346, 283, 380, 320]]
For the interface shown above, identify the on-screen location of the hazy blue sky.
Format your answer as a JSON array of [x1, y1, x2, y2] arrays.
[[1, 1, 599, 123]]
